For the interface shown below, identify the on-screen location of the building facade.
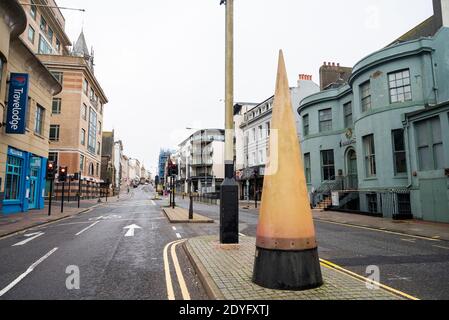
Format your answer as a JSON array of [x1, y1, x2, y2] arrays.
[[298, 0, 449, 222], [1, 0, 62, 214], [174, 129, 225, 194], [38, 33, 108, 184], [235, 75, 319, 200], [100, 131, 115, 194], [113, 140, 123, 193]]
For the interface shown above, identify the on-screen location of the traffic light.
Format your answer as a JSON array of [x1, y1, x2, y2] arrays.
[[58, 166, 68, 182], [46, 161, 56, 180]]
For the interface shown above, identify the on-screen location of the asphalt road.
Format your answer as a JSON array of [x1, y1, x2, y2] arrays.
[[1, 187, 448, 300], [0, 186, 208, 300]]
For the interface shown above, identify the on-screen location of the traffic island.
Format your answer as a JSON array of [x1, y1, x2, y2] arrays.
[[184, 235, 406, 300], [162, 207, 214, 223]]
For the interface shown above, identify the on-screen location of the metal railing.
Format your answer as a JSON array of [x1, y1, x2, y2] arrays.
[[326, 189, 413, 220]]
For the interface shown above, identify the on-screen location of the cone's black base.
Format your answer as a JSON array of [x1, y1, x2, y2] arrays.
[[252, 246, 323, 291]]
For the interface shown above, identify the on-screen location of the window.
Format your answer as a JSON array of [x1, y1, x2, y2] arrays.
[[34, 104, 44, 135], [80, 155, 85, 171], [96, 163, 100, 176], [361, 81, 372, 112], [30, 1, 37, 20], [259, 150, 264, 164], [304, 153, 311, 184], [5, 156, 23, 201], [52, 98, 61, 114], [51, 71, 63, 84], [83, 79, 88, 95], [97, 142, 101, 155], [90, 88, 95, 101], [363, 134, 376, 177], [81, 104, 87, 120], [49, 125, 60, 141], [266, 122, 270, 137], [28, 25, 35, 43], [252, 152, 256, 166], [397, 193, 412, 215], [88, 163, 94, 176], [321, 150, 335, 181], [100, 104, 103, 115], [81, 129, 86, 145], [303, 114, 309, 136], [259, 125, 263, 139], [47, 27, 53, 43], [40, 17, 47, 32], [392, 129, 407, 175], [38, 35, 52, 54], [319, 109, 332, 132], [88, 108, 97, 153], [416, 116, 444, 171], [389, 69, 412, 103], [252, 128, 256, 142], [48, 152, 58, 167], [344, 102, 353, 128], [56, 38, 61, 52]]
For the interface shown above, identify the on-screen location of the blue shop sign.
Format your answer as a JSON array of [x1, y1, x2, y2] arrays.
[[6, 73, 29, 134]]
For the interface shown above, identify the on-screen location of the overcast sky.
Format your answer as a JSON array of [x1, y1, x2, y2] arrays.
[[57, 0, 433, 175]]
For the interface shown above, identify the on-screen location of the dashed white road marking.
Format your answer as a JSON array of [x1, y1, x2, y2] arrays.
[[75, 221, 100, 236], [239, 233, 246, 237], [12, 232, 45, 247], [151, 200, 156, 206], [176, 233, 182, 239], [172, 227, 177, 231], [0, 247, 58, 297], [433, 245, 449, 250]]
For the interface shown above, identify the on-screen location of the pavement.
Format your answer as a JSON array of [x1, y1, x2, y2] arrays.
[[314, 209, 449, 242], [184, 235, 404, 300], [162, 207, 214, 223]]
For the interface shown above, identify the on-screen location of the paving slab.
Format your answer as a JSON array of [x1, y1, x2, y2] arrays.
[[162, 207, 214, 223], [184, 235, 406, 300]]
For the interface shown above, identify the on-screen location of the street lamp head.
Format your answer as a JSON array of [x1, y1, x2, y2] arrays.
[[220, 0, 226, 5]]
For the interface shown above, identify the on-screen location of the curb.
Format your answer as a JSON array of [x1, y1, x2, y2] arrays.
[[0, 203, 102, 240], [314, 217, 449, 243], [182, 240, 225, 300]]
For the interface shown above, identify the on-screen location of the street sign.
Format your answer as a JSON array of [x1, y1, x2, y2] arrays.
[[6, 73, 30, 134]]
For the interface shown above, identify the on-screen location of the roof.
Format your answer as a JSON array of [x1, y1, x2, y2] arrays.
[[72, 31, 90, 57]]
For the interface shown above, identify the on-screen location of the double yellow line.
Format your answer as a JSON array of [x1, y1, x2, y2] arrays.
[[319, 258, 419, 300], [163, 239, 191, 300]]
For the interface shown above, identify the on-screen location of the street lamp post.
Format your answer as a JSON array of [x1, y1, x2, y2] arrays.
[[220, 0, 239, 244]]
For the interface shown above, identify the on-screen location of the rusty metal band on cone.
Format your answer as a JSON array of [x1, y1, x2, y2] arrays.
[[256, 236, 317, 251]]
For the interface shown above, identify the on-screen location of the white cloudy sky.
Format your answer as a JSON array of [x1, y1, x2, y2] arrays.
[[56, 0, 433, 174]]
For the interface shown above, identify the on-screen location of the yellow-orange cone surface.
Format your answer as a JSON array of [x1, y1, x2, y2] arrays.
[[253, 50, 322, 290], [256, 50, 317, 251]]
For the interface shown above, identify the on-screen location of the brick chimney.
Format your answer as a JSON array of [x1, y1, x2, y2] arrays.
[[319, 62, 352, 91], [434, 0, 449, 27]]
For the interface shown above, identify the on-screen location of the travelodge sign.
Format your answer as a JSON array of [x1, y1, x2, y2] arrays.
[[6, 73, 29, 134]]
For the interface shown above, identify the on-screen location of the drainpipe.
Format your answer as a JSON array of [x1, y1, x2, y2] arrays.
[[430, 51, 439, 104], [403, 118, 413, 189]]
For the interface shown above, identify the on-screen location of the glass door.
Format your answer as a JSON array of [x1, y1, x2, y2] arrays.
[[28, 157, 41, 210]]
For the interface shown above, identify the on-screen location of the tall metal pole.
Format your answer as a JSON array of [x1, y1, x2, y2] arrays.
[[220, 0, 239, 244]]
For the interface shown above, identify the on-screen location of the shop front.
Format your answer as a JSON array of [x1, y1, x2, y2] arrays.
[[2, 147, 47, 215]]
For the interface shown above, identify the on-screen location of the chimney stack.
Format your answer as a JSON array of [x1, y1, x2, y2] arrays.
[[433, 0, 449, 28], [319, 62, 353, 91]]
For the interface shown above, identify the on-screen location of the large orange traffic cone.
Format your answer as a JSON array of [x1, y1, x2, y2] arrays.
[[252, 51, 323, 290]]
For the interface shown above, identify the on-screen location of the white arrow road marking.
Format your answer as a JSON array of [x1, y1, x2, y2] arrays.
[[0, 247, 58, 297], [124, 224, 142, 237], [76, 221, 100, 236], [12, 232, 45, 247]]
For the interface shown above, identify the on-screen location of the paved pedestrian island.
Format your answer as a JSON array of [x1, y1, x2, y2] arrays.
[[162, 207, 214, 223], [184, 235, 406, 300]]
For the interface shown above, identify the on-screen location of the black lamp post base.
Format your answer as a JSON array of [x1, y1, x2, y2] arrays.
[[252, 246, 323, 291], [219, 177, 239, 244]]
